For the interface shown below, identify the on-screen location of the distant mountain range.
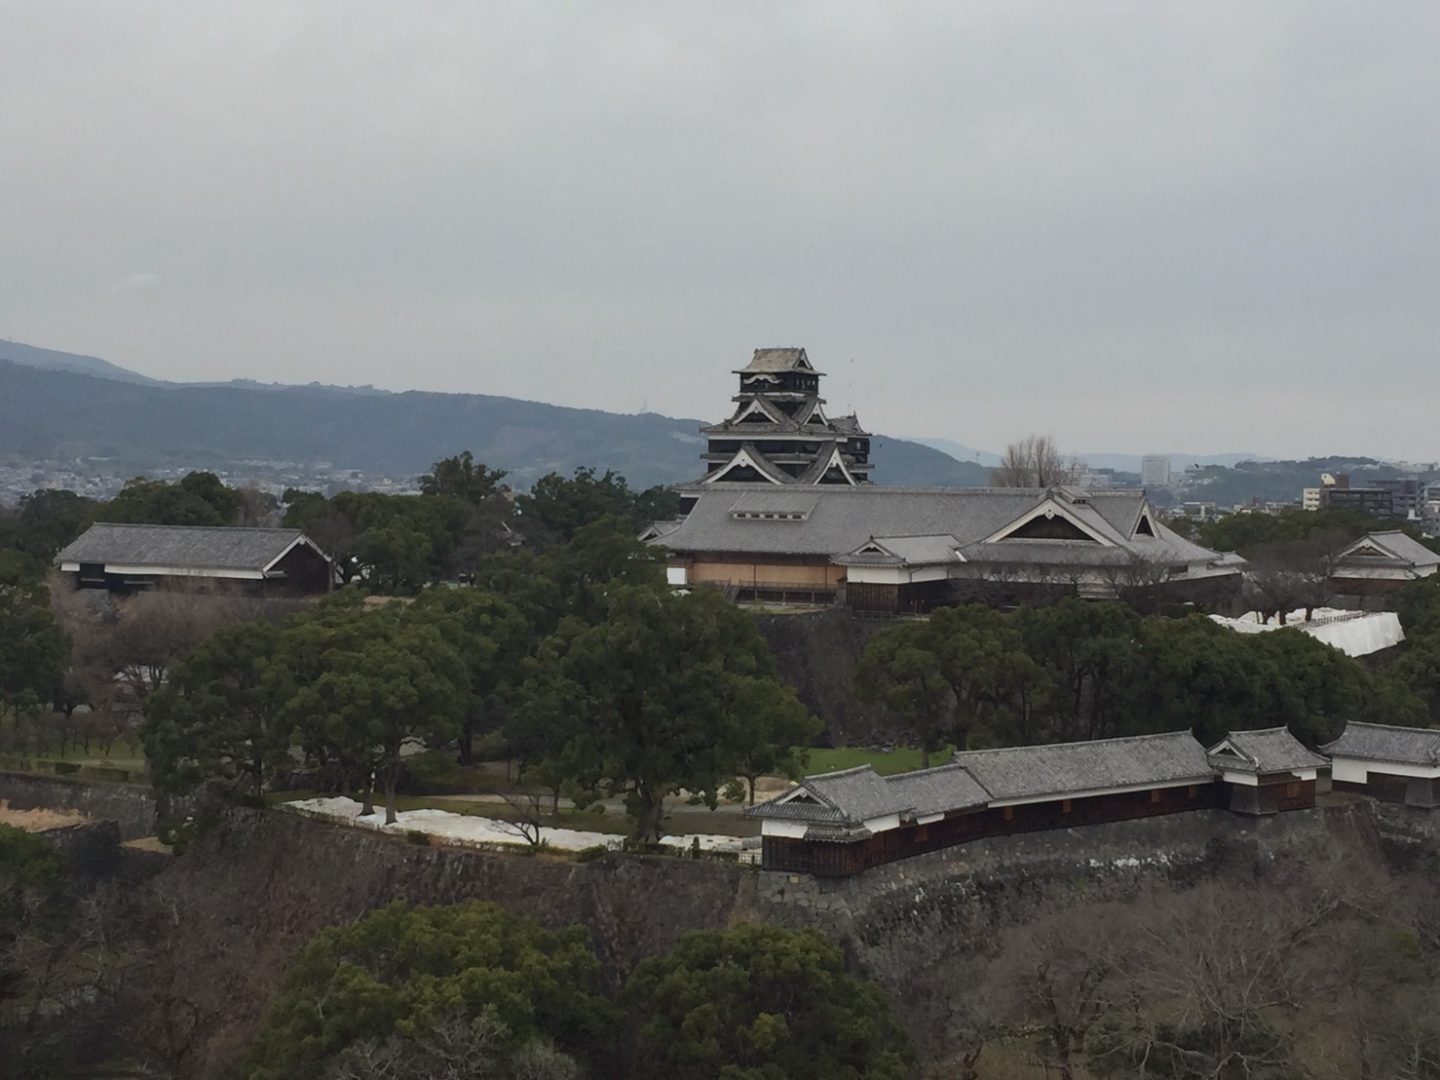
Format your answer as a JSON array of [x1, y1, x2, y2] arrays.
[[0, 341, 991, 490]]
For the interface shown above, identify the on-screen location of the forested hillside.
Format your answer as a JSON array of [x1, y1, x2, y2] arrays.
[[0, 360, 986, 489]]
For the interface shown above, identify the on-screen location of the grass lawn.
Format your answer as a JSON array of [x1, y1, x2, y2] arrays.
[[31, 736, 147, 773], [799, 744, 954, 777]]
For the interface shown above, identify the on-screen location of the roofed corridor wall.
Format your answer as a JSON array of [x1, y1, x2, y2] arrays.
[[763, 781, 1224, 876]]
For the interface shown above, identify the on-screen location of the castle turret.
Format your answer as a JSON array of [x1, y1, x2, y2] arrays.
[[699, 348, 872, 485]]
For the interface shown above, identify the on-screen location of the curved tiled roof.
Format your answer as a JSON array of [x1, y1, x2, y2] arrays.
[[750, 731, 1213, 825], [1206, 728, 1328, 774], [951, 731, 1213, 801], [1321, 721, 1440, 766]]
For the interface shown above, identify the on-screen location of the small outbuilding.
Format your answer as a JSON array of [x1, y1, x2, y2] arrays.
[[56, 523, 333, 596], [1206, 728, 1328, 815], [1330, 531, 1440, 597], [1322, 722, 1440, 808]]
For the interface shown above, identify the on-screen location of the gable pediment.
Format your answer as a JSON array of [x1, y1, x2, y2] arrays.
[[983, 498, 1113, 546]]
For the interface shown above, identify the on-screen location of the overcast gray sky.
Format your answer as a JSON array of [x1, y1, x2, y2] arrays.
[[2, 2, 1436, 459]]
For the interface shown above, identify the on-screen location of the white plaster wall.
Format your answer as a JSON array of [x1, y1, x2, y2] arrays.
[[863, 813, 903, 834], [1331, 757, 1440, 783], [844, 566, 909, 585], [760, 820, 809, 839], [1220, 770, 1259, 787]]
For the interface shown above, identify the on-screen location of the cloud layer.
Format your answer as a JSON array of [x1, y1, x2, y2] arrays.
[[2, 2, 1436, 458]]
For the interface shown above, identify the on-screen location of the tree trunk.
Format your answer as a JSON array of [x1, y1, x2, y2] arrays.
[[457, 718, 475, 765], [629, 787, 665, 845], [747, 775, 757, 806], [920, 746, 932, 769], [359, 773, 376, 816], [383, 765, 399, 826]]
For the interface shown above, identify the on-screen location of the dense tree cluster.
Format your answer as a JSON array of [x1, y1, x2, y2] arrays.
[[1390, 575, 1440, 725], [282, 458, 680, 593], [243, 904, 912, 1080], [142, 516, 815, 839], [858, 599, 1404, 757]]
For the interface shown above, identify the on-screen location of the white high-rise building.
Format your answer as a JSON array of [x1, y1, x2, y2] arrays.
[[1140, 455, 1172, 488]]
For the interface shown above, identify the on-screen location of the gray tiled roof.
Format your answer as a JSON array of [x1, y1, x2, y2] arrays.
[[952, 731, 1213, 802], [57, 523, 313, 572], [1321, 722, 1440, 766], [655, 484, 1223, 568], [1207, 728, 1329, 774], [749, 761, 989, 826], [751, 731, 1211, 825], [1339, 531, 1440, 569], [739, 347, 819, 374], [835, 535, 962, 567]]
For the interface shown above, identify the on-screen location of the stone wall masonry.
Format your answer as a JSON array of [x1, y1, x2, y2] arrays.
[[0, 770, 163, 840], [5, 770, 1428, 1075], [138, 796, 1413, 1077]]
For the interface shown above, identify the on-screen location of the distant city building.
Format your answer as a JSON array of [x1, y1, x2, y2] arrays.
[[1374, 478, 1424, 520], [1321, 484, 1393, 518], [1140, 455, 1171, 488], [1301, 487, 1321, 512], [1180, 501, 1218, 522]]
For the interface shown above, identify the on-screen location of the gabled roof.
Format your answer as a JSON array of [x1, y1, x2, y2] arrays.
[[796, 446, 861, 485], [1337, 531, 1440, 569], [653, 485, 1224, 568], [1206, 728, 1328, 774], [751, 730, 1213, 828], [835, 534, 962, 566], [738, 347, 821, 375], [704, 445, 792, 485], [952, 731, 1213, 801], [749, 761, 990, 827], [56, 523, 324, 573], [1321, 721, 1440, 766]]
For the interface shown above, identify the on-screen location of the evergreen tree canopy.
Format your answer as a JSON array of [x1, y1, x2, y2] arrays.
[[623, 924, 913, 1080], [244, 901, 614, 1080]]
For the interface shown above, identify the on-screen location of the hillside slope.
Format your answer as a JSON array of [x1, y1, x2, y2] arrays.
[[0, 360, 987, 488]]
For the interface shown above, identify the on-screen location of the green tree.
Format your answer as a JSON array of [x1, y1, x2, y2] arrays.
[[411, 588, 530, 764], [284, 605, 469, 823], [518, 585, 803, 843], [517, 467, 676, 545], [1019, 600, 1142, 742], [418, 450, 507, 503], [0, 583, 66, 727], [1245, 628, 1368, 746], [141, 621, 293, 797], [1396, 575, 1440, 640], [929, 604, 1039, 750], [540, 514, 667, 617], [0, 823, 76, 1078], [855, 622, 952, 768], [100, 471, 242, 526], [622, 924, 913, 1080], [725, 675, 822, 804], [12, 489, 96, 559], [1127, 617, 1262, 744], [1386, 632, 1440, 726], [243, 901, 614, 1080], [352, 520, 433, 594]]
